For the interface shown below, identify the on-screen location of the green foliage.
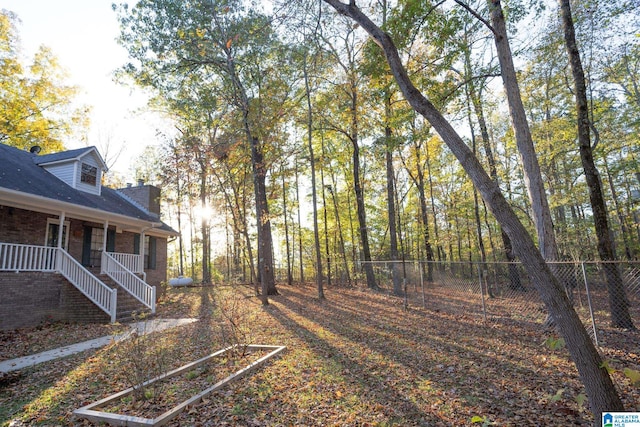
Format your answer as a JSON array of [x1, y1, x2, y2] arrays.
[[544, 336, 566, 351], [549, 388, 565, 403], [623, 367, 640, 386], [600, 359, 615, 374], [113, 0, 640, 283], [575, 393, 587, 410], [0, 10, 89, 152]]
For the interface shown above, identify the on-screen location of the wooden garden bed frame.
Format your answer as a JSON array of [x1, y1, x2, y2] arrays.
[[73, 344, 286, 427]]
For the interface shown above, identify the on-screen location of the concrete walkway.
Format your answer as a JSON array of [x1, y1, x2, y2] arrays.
[[0, 318, 198, 373]]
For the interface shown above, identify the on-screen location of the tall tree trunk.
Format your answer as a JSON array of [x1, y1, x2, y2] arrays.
[[226, 53, 277, 302], [468, 125, 490, 296], [213, 163, 256, 287], [281, 163, 293, 286], [304, 53, 325, 299], [488, 0, 559, 263], [604, 157, 633, 260], [328, 168, 351, 286], [250, 135, 277, 302], [195, 152, 211, 284], [295, 160, 304, 283], [172, 148, 185, 277], [465, 86, 487, 271], [346, 180, 359, 286], [189, 203, 196, 280], [320, 165, 335, 287], [402, 135, 435, 281], [350, 85, 377, 289], [417, 162, 435, 281], [321, 0, 625, 420], [464, 46, 521, 289], [559, 0, 634, 329], [320, 138, 332, 286], [425, 140, 444, 263], [381, 0, 400, 295], [385, 99, 402, 295]]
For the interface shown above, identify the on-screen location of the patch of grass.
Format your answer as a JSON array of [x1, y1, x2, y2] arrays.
[[0, 391, 41, 426]]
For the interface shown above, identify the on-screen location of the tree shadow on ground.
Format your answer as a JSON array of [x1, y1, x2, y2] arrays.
[[264, 284, 592, 426]]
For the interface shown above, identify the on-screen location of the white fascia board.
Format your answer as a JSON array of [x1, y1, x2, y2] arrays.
[[0, 188, 173, 237]]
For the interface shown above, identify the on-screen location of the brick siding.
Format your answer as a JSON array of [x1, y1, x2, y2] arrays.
[[0, 205, 170, 324], [0, 272, 109, 330], [0, 206, 49, 245], [145, 237, 168, 288]]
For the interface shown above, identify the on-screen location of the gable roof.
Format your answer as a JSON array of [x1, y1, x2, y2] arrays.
[[33, 146, 106, 168], [0, 143, 176, 236]]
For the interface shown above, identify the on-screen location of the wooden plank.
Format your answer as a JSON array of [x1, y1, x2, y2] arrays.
[[73, 344, 286, 426]]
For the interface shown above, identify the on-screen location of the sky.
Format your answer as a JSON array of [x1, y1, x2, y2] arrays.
[[3, 0, 170, 180]]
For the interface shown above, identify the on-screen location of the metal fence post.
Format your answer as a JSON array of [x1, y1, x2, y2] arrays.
[[478, 263, 487, 322], [419, 261, 426, 308], [581, 261, 599, 347]]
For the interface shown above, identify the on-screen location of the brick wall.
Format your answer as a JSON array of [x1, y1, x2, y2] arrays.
[[0, 205, 170, 297], [0, 206, 85, 258], [114, 231, 135, 253], [67, 220, 87, 260], [0, 272, 109, 330], [0, 205, 49, 245], [117, 185, 161, 216], [145, 237, 168, 288]]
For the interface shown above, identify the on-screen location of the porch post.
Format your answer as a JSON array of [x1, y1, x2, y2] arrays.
[[140, 229, 146, 273], [56, 211, 66, 271], [102, 221, 109, 252], [57, 212, 66, 249]]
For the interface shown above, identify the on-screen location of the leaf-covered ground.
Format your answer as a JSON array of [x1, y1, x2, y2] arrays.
[[1, 284, 638, 426]]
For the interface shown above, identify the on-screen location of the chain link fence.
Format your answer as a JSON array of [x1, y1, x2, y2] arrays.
[[363, 260, 640, 347]]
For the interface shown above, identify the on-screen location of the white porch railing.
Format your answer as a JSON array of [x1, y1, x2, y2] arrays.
[[106, 252, 144, 276], [102, 252, 156, 314], [0, 243, 117, 323], [0, 242, 57, 272], [58, 250, 117, 323]]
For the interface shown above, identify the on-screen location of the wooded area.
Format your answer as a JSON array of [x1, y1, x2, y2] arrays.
[[2, 0, 638, 423], [110, 0, 639, 420], [110, 0, 639, 301]]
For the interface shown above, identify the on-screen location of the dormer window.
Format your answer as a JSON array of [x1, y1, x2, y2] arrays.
[[81, 163, 97, 186]]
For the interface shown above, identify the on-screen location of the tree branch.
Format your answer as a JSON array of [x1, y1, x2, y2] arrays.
[[452, 0, 497, 37]]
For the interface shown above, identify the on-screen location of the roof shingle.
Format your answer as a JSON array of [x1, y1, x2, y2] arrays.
[[0, 143, 175, 234]]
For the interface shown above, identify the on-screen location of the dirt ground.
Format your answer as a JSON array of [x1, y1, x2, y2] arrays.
[[1, 283, 639, 426]]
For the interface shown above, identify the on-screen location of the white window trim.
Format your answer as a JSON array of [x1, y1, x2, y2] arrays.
[[45, 218, 71, 250], [80, 162, 98, 186]]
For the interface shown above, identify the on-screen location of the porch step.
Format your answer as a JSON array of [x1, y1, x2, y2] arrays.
[[114, 285, 152, 323], [89, 269, 151, 323]]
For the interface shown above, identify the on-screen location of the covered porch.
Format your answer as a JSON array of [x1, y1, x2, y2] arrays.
[[0, 204, 163, 325]]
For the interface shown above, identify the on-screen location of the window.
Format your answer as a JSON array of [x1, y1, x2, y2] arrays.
[[88, 227, 104, 267], [81, 163, 97, 186], [45, 219, 70, 250]]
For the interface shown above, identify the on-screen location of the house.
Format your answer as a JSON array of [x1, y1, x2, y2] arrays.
[[0, 143, 178, 330]]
